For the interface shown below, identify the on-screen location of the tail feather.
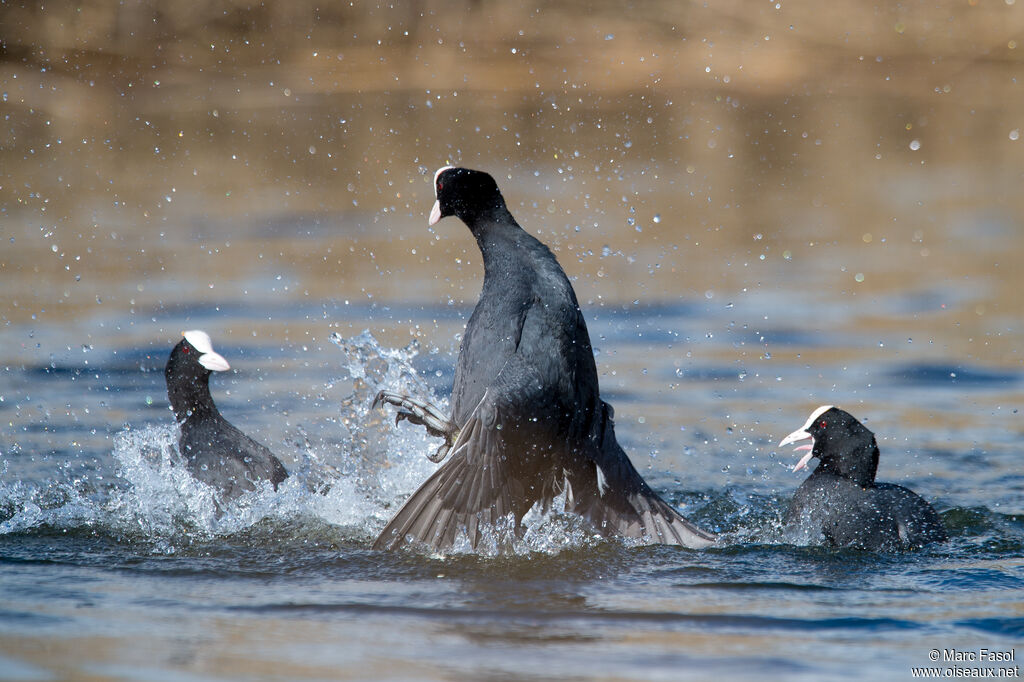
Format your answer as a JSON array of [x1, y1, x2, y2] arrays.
[[374, 397, 716, 552], [573, 486, 715, 548], [637, 492, 716, 547], [568, 400, 717, 549]]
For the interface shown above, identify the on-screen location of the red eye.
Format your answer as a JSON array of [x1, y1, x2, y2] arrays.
[[438, 181, 443, 191], [183, 346, 190, 354], [820, 421, 827, 428]]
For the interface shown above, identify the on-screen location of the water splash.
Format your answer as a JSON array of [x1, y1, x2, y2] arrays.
[[0, 470, 100, 537], [326, 329, 447, 512], [0, 330, 448, 551], [4, 330, 997, 557], [107, 423, 222, 540]]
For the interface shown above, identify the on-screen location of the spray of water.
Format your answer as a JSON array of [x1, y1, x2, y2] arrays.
[[0, 331, 753, 555], [0, 332, 440, 548]]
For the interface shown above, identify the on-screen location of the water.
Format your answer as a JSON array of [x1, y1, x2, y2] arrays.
[[2, 316, 1022, 680], [3, 2, 1024, 679]]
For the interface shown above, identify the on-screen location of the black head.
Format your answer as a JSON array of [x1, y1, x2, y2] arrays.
[[165, 330, 231, 421], [428, 166, 510, 229], [779, 405, 880, 487]]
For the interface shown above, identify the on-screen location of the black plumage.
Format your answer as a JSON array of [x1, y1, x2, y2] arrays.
[[165, 330, 288, 497], [373, 167, 716, 551], [779, 405, 947, 550]]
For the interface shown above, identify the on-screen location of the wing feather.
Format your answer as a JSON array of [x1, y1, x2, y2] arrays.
[[373, 388, 523, 551]]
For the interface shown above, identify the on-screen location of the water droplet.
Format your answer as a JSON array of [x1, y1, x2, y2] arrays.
[[652, 214, 661, 223], [854, 272, 865, 283], [909, 139, 921, 151]]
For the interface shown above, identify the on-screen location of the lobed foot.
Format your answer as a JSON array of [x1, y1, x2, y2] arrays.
[[372, 390, 458, 462]]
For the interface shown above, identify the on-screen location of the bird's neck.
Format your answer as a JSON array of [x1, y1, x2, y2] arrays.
[[169, 378, 220, 423], [471, 210, 525, 266], [817, 442, 879, 488]]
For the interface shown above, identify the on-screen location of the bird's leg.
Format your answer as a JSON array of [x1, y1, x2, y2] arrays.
[[371, 390, 452, 437], [371, 390, 457, 462]]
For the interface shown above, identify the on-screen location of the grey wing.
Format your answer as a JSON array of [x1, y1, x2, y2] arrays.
[[873, 482, 947, 546], [373, 361, 552, 552], [239, 433, 289, 488], [182, 420, 288, 496]]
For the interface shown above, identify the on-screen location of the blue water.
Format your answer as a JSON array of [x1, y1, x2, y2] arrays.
[[3, 0, 1024, 674], [2, 293, 1022, 680]]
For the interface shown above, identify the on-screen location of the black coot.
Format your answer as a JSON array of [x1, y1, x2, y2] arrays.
[[165, 330, 288, 497], [779, 405, 947, 550], [373, 167, 716, 551]]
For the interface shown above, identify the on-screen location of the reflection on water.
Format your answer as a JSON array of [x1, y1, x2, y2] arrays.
[[1, 2, 1023, 681], [3, 1, 1023, 340]]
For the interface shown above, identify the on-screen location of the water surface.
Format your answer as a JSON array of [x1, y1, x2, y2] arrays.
[[2, 2, 1023, 680]]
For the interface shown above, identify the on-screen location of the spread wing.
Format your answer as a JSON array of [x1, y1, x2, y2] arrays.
[[373, 357, 558, 551]]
